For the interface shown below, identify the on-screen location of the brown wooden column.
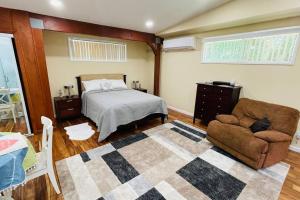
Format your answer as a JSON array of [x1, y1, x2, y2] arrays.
[[31, 28, 55, 123], [11, 10, 54, 132], [153, 42, 162, 96]]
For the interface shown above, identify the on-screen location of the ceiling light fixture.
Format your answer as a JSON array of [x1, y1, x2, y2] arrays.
[[145, 20, 154, 29], [50, 0, 64, 9]]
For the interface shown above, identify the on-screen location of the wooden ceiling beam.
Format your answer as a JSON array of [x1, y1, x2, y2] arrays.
[[29, 13, 161, 52]]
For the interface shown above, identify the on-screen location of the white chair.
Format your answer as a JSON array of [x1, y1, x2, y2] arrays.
[[25, 116, 60, 194], [0, 88, 16, 123]]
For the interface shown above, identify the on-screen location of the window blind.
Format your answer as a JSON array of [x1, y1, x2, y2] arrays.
[[68, 37, 127, 62], [202, 27, 300, 65]]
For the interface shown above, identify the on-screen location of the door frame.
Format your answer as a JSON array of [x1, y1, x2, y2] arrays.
[[0, 33, 32, 134]]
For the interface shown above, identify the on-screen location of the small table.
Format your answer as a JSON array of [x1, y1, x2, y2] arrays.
[[54, 95, 81, 121], [133, 88, 147, 93], [0, 132, 36, 195]]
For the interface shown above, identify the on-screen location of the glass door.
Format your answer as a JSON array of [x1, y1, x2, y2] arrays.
[[0, 33, 31, 134]]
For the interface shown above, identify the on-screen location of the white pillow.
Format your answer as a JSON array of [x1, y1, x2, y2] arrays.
[[110, 79, 127, 89], [82, 79, 104, 92], [100, 80, 112, 90]]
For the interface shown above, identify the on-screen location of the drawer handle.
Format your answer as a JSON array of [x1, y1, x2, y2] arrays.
[[66, 100, 73, 103], [67, 108, 74, 111], [218, 105, 221, 108]]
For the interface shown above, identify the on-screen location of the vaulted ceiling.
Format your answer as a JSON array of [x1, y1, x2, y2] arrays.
[[0, 0, 229, 33]]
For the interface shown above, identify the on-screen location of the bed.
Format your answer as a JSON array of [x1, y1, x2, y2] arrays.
[[76, 74, 168, 141]]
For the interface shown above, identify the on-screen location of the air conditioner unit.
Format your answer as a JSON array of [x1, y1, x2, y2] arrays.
[[163, 36, 196, 51]]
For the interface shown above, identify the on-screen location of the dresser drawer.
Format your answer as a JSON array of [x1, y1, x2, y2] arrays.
[[57, 98, 81, 109], [197, 92, 216, 100], [215, 87, 232, 96], [216, 95, 232, 103], [195, 107, 208, 120], [216, 106, 230, 115], [60, 107, 81, 118], [197, 85, 214, 94]]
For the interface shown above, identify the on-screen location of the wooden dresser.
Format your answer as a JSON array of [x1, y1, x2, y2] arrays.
[[193, 83, 242, 125], [54, 95, 81, 121]]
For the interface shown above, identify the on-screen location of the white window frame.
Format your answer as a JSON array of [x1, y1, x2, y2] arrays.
[[201, 26, 300, 65], [68, 37, 127, 62]]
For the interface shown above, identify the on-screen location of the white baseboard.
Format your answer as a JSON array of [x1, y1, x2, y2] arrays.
[[167, 105, 193, 117], [289, 144, 300, 153]]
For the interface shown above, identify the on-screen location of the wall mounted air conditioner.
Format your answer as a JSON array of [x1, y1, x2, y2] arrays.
[[163, 36, 196, 51]]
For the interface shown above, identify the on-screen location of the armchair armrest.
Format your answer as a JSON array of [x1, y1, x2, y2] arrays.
[[216, 114, 239, 125], [254, 130, 292, 143]]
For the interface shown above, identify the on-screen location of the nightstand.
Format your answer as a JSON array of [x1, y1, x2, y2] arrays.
[[134, 88, 147, 93], [54, 95, 81, 121]]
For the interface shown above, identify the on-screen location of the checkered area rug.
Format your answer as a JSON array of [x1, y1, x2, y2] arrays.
[[56, 120, 290, 200]]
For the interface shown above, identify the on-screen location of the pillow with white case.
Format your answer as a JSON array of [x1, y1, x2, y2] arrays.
[[110, 79, 127, 90], [100, 80, 113, 90], [82, 79, 105, 92]]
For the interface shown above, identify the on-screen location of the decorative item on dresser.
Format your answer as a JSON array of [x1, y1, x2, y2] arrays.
[[64, 84, 74, 98], [193, 82, 242, 125], [133, 88, 147, 93], [54, 95, 81, 121]]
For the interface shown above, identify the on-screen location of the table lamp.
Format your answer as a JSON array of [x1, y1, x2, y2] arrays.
[[64, 84, 74, 98]]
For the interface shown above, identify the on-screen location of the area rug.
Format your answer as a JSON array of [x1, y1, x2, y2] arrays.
[[56, 120, 290, 200], [64, 122, 95, 141]]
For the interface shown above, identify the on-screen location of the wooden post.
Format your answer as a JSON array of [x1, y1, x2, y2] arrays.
[[154, 43, 162, 96]]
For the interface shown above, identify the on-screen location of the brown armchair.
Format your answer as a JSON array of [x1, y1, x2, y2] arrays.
[[207, 98, 299, 169]]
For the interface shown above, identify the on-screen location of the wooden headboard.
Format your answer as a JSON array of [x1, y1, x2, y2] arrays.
[[76, 74, 127, 96]]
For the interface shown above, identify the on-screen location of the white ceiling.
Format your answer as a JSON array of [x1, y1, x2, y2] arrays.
[[0, 0, 229, 33]]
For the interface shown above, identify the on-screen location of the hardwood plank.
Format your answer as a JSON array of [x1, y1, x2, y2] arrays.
[[0, 117, 27, 133], [7, 109, 299, 200]]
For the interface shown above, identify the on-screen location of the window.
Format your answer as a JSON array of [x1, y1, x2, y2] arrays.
[[68, 37, 127, 62], [202, 27, 300, 65]]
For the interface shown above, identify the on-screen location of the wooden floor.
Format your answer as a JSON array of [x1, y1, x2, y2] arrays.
[[0, 117, 28, 133], [3, 109, 300, 200]]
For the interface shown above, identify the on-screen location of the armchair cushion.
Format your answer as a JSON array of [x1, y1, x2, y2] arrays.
[[254, 130, 292, 143], [207, 120, 268, 161], [216, 114, 239, 125], [239, 116, 256, 128]]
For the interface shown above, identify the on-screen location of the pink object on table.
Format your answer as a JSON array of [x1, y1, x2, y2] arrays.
[[0, 139, 18, 151]]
